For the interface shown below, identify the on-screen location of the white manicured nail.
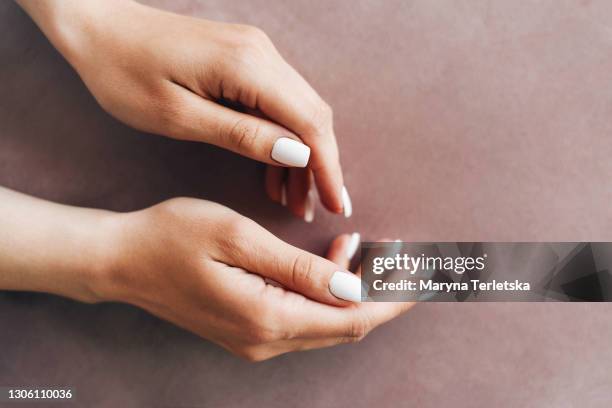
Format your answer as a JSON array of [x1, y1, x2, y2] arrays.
[[342, 186, 352, 218], [304, 186, 315, 223], [329, 271, 362, 302], [280, 183, 287, 206], [271, 138, 310, 167], [346, 232, 360, 260]]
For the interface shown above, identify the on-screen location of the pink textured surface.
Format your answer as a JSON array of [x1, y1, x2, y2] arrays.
[[1, 1, 612, 406]]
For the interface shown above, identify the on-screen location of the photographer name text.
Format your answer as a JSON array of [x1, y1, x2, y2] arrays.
[[372, 279, 531, 292]]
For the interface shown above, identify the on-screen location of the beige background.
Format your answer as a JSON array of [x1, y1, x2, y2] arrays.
[[1, 0, 612, 406]]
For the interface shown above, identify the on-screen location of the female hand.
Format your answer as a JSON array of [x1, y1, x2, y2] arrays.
[[97, 197, 410, 361], [17, 0, 351, 221], [0, 188, 412, 361]]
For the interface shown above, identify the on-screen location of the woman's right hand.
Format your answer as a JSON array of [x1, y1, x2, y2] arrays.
[[97, 198, 412, 361]]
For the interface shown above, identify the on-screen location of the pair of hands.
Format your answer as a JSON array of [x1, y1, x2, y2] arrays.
[[12, 0, 412, 360]]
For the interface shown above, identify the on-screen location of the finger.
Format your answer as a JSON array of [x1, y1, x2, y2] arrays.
[[228, 224, 360, 306], [326, 233, 361, 270], [265, 165, 286, 205], [166, 85, 311, 168], [287, 168, 312, 222], [217, 264, 412, 343], [262, 336, 358, 359], [254, 62, 346, 215], [229, 334, 357, 362], [278, 291, 413, 340], [284, 237, 411, 338]]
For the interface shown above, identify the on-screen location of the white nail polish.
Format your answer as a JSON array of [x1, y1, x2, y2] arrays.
[[346, 232, 360, 260], [329, 271, 363, 302], [342, 186, 352, 218], [271, 138, 310, 167], [304, 186, 315, 223], [280, 183, 287, 206]]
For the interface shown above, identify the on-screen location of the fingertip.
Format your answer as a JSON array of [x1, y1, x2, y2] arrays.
[[326, 232, 360, 272], [329, 270, 363, 303], [326, 233, 352, 266], [287, 168, 311, 221], [318, 187, 345, 214], [341, 186, 352, 218], [265, 165, 285, 204], [280, 183, 287, 206], [304, 185, 315, 223], [346, 232, 360, 260], [271, 137, 310, 168], [310, 159, 345, 214]]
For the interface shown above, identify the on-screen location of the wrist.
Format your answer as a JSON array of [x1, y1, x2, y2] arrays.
[[17, 0, 137, 66], [82, 211, 132, 304], [41, 209, 126, 304]]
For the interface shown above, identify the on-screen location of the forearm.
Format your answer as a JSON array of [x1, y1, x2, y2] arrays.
[[0, 187, 116, 303], [15, 0, 132, 65]]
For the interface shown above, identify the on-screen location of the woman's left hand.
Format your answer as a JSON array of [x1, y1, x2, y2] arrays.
[[17, 0, 351, 221]]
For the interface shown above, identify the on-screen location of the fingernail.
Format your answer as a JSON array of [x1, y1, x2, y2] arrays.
[[271, 137, 310, 167], [342, 186, 352, 218], [304, 186, 315, 223], [280, 183, 287, 206], [329, 271, 362, 302], [346, 232, 360, 260]]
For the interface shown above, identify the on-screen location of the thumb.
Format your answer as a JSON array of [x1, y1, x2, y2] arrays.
[[229, 225, 363, 305], [167, 87, 310, 168]]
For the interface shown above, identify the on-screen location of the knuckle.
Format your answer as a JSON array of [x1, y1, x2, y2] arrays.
[[215, 213, 264, 265], [305, 101, 333, 136], [154, 98, 185, 135], [290, 252, 317, 291], [346, 314, 371, 343], [154, 197, 195, 220], [239, 25, 270, 43], [229, 26, 270, 66], [248, 326, 278, 345], [244, 302, 285, 344], [232, 44, 257, 65], [224, 213, 252, 235], [319, 101, 333, 119], [226, 118, 261, 153], [221, 215, 255, 246]]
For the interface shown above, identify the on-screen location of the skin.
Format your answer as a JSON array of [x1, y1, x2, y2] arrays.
[[0, 187, 413, 361], [16, 0, 346, 219], [8, 0, 414, 361]]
